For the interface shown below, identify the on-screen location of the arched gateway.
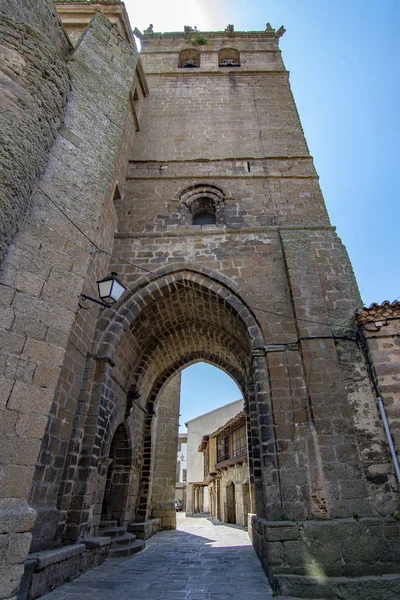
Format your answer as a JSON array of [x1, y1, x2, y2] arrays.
[[1, 6, 399, 599], [61, 267, 269, 538]]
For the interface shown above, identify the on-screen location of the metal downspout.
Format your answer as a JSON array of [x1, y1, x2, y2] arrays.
[[356, 327, 400, 483]]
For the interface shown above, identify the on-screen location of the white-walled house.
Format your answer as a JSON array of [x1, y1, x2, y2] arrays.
[[185, 400, 243, 515], [175, 433, 188, 508]]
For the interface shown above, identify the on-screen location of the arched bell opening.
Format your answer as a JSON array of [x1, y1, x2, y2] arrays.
[[179, 48, 200, 68], [218, 47, 240, 67]]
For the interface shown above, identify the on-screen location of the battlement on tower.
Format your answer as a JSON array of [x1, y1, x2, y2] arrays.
[[139, 25, 286, 73], [140, 24, 285, 52]]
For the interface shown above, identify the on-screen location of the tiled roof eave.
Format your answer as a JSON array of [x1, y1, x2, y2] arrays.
[[356, 300, 400, 325]]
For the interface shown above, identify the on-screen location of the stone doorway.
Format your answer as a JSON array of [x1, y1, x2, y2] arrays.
[[242, 482, 250, 527], [226, 482, 236, 524], [101, 424, 132, 524], [217, 480, 222, 521]]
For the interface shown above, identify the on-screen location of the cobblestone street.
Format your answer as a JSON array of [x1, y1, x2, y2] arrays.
[[41, 514, 277, 600]]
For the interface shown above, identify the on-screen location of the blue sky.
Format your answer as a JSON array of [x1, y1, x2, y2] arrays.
[[122, 1, 399, 427], [180, 363, 242, 430]]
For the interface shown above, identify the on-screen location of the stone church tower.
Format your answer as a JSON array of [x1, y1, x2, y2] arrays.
[[1, 2, 399, 598]]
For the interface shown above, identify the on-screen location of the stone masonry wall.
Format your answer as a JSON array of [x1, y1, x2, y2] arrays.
[[219, 462, 250, 527], [0, 8, 141, 598], [151, 374, 181, 529], [2, 15, 398, 598], [0, 2, 71, 265], [251, 515, 400, 598], [26, 13, 142, 549], [1, 0, 71, 57], [357, 308, 400, 472], [104, 29, 400, 527], [0, 2, 70, 595]]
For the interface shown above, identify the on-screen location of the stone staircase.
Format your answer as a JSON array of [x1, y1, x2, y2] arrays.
[[99, 520, 145, 558]]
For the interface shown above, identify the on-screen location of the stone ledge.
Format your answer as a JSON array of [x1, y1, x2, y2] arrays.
[[115, 224, 336, 239], [83, 536, 111, 549], [29, 544, 85, 570], [251, 515, 400, 597], [25, 542, 110, 599], [128, 519, 161, 540], [276, 573, 400, 600]]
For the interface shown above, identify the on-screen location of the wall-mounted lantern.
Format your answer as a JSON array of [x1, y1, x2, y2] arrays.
[[81, 272, 127, 308]]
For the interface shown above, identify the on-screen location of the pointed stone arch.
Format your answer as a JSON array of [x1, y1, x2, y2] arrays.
[[63, 267, 276, 537], [95, 265, 265, 366], [97, 264, 264, 519]]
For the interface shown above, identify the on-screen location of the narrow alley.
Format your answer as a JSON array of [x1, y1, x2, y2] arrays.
[[40, 514, 276, 600]]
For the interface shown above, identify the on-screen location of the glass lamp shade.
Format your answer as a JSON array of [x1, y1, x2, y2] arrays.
[[97, 272, 127, 305]]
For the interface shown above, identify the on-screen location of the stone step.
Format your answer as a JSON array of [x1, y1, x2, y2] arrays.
[[99, 520, 118, 528], [99, 526, 127, 537], [110, 532, 136, 547], [109, 539, 145, 558]]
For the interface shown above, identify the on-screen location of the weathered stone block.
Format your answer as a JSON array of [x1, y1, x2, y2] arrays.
[[0, 378, 13, 410], [0, 532, 31, 566], [30, 544, 85, 570], [0, 499, 36, 534], [0, 410, 18, 435], [24, 340, 65, 366], [0, 436, 41, 467], [0, 563, 24, 599], [7, 382, 54, 415], [0, 465, 35, 498], [267, 541, 284, 566], [264, 522, 300, 541]]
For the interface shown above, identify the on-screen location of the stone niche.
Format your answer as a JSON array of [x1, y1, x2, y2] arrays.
[[251, 516, 400, 599]]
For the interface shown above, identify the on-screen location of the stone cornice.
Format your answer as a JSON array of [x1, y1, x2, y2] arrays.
[[114, 224, 335, 240]]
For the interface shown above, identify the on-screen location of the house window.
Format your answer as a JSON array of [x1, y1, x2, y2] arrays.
[[217, 435, 230, 463], [232, 426, 246, 458], [179, 49, 200, 68], [218, 48, 240, 67]]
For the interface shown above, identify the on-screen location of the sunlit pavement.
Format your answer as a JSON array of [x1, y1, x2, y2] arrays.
[[41, 513, 297, 599]]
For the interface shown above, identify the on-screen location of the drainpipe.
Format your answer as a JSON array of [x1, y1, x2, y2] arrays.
[[356, 327, 400, 483], [17, 558, 38, 600], [377, 395, 400, 483]]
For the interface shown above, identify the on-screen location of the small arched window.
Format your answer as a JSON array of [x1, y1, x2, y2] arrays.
[[193, 212, 216, 226], [179, 49, 200, 68], [191, 197, 216, 226], [218, 48, 240, 67], [177, 184, 225, 226]]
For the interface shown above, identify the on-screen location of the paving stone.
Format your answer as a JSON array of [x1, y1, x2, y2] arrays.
[[41, 515, 278, 600]]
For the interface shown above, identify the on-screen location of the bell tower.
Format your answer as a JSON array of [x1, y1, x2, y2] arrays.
[[3, 4, 399, 596], [107, 22, 400, 597]]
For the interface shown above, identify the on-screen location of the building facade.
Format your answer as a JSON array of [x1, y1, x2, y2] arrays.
[[185, 400, 243, 515], [200, 410, 253, 527], [1, 1, 400, 598], [175, 432, 187, 509]]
